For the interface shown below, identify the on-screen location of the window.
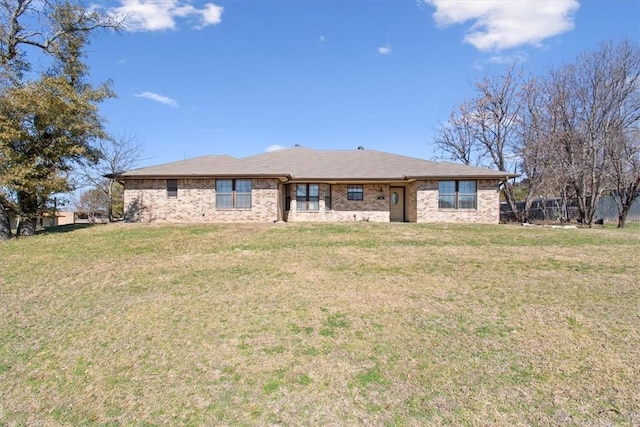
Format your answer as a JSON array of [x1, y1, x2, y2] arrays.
[[391, 192, 400, 205], [297, 184, 319, 211], [216, 179, 232, 208], [347, 185, 363, 201], [438, 180, 477, 209], [216, 179, 252, 209], [458, 181, 477, 209], [235, 179, 252, 209], [167, 179, 178, 198], [438, 181, 455, 209], [285, 184, 292, 211], [325, 184, 332, 210]]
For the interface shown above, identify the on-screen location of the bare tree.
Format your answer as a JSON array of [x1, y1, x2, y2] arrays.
[[76, 134, 144, 221], [434, 41, 639, 226], [606, 126, 640, 228], [76, 188, 109, 223], [517, 76, 555, 221], [435, 65, 523, 221], [0, 0, 122, 68], [434, 101, 480, 166], [601, 42, 640, 228], [545, 40, 640, 226]]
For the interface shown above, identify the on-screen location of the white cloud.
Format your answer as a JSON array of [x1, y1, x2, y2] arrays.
[[111, 0, 224, 32], [424, 0, 579, 51], [378, 44, 392, 55], [199, 4, 223, 28], [134, 91, 178, 107], [266, 145, 287, 152]]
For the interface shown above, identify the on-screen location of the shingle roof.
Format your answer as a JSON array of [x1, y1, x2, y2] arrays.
[[119, 147, 517, 181], [118, 155, 242, 177]]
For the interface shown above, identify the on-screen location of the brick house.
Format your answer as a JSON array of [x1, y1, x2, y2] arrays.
[[117, 146, 517, 224]]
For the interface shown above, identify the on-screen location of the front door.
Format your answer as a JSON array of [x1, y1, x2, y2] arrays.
[[389, 187, 405, 222]]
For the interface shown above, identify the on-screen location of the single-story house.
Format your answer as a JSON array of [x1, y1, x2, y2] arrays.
[[6, 210, 76, 230], [117, 146, 517, 224]]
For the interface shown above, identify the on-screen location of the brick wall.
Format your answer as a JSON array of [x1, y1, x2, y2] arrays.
[[285, 183, 391, 222], [406, 182, 418, 223], [123, 178, 280, 223], [414, 179, 500, 223], [123, 178, 502, 224]]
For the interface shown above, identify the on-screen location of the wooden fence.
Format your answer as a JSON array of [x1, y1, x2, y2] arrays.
[[500, 196, 640, 223]]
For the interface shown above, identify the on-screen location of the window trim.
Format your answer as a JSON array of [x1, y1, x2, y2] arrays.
[[438, 180, 477, 210], [325, 184, 332, 211], [347, 185, 364, 201], [296, 183, 320, 211], [167, 179, 178, 198], [216, 179, 252, 210]]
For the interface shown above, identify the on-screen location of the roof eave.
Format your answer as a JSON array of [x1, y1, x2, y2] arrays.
[[406, 173, 519, 181], [286, 177, 407, 183], [119, 173, 291, 180]]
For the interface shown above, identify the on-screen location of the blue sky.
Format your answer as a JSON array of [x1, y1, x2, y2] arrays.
[[86, 0, 639, 167]]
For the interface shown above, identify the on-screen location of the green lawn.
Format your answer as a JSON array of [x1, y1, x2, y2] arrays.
[[1, 222, 639, 425]]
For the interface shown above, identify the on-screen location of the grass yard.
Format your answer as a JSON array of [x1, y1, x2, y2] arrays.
[[1, 222, 639, 425]]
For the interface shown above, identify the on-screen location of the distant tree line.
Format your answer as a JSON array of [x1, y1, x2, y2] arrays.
[[435, 40, 640, 228]]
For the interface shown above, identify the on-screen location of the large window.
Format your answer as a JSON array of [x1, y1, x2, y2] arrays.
[[297, 184, 319, 211], [457, 181, 477, 209], [347, 185, 363, 201], [438, 180, 477, 209], [216, 179, 252, 209], [167, 179, 178, 198]]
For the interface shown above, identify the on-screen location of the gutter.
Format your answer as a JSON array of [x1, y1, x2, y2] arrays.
[[405, 173, 520, 181], [113, 173, 292, 180]]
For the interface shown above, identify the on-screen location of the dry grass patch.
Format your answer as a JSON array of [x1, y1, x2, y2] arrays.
[[1, 222, 639, 425]]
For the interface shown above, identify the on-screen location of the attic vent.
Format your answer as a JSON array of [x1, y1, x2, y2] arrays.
[[357, 146, 364, 150]]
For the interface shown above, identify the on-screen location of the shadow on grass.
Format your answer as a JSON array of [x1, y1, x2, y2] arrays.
[[40, 223, 98, 234]]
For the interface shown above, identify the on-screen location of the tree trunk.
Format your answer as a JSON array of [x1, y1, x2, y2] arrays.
[[618, 212, 627, 228], [574, 184, 595, 225], [522, 198, 533, 223], [16, 191, 39, 237], [17, 217, 37, 236], [614, 186, 639, 229], [0, 200, 12, 240], [502, 182, 520, 222]]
